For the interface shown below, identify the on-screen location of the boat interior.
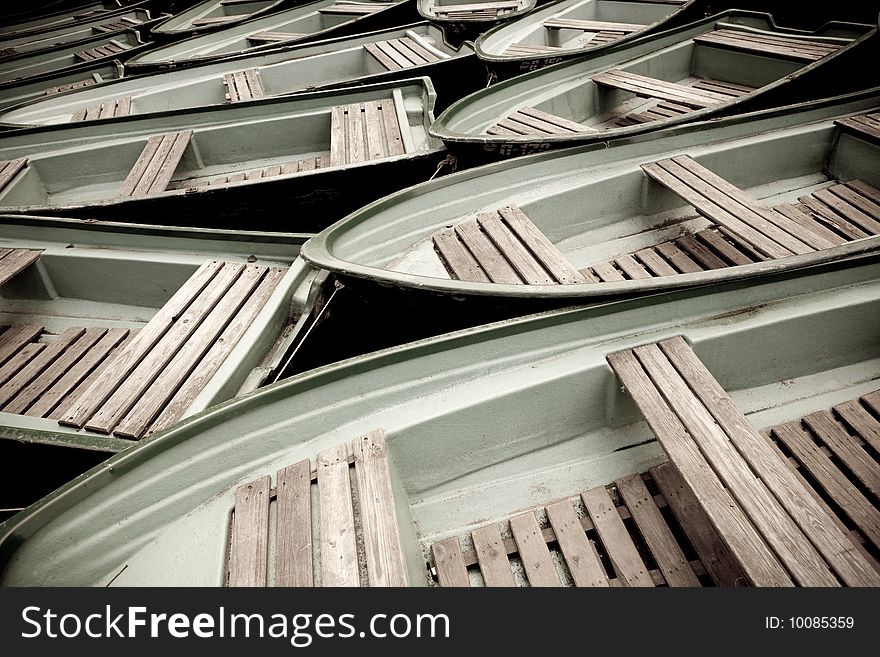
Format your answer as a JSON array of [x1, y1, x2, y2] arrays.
[[390, 111, 880, 285], [0, 82, 434, 208], [69, 258, 880, 587], [484, 0, 685, 58], [0, 26, 458, 126], [482, 19, 865, 137], [156, 0, 282, 32], [421, 0, 531, 23]]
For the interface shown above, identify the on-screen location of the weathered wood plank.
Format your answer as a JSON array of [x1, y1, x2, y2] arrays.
[[773, 204, 846, 246], [227, 475, 271, 587], [674, 234, 727, 269], [0, 158, 28, 194], [497, 205, 585, 284], [812, 187, 880, 235], [58, 260, 223, 429], [655, 241, 703, 273], [545, 498, 608, 587], [693, 29, 840, 62], [353, 429, 408, 587], [85, 263, 245, 435], [510, 511, 561, 587], [432, 537, 470, 587], [658, 337, 878, 586], [803, 411, 880, 499], [454, 221, 521, 284], [147, 267, 286, 435], [317, 443, 359, 586], [616, 473, 700, 586], [581, 486, 653, 587], [4, 327, 106, 415], [773, 423, 880, 550], [544, 18, 640, 32], [0, 248, 41, 286], [0, 343, 45, 388], [0, 327, 84, 410], [432, 228, 491, 283], [798, 195, 869, 240], [26, 328, 129, 418], [634, 247, 678, 276], [650, 463, 747, 586], [472, 523, 516, 587], [615, 253, 652, 279], [275, 459, 313, 587], [478, 212, 555, 285], [590, 261, 626, 282], [592, 69, 729, 108], [693, 229, 755, 265], [607, 348, 793, 586], [113, 265, 266, 439], [835, 399, 880, 453]]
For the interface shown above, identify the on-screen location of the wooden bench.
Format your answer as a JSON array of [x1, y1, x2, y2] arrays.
[[432, 203, 587, 285], [432, 467, 726, 587], [615, 80, 755, 126], [246, 31, 305, 46], [73, 40, 130, 62], [592, 69, 731, 109], [486, 105, 590, 136], [544, 18, 640, 33], [57, 259, 288, 438], [70, 96, 132, 122], [0, 157, 28, 195], [502, 43, 563, 56], [641, 155, 822, 259], [606, 336, 880, 586], [329, 98, 405, 166], [581, 177, 880, 282], [364, 35, 447, 71], [693, 29, 843, 62], [191, 16, 240, 27], [432, 0, 520, 19], [835, 111, 880, 143], [165, 154, 331, 190], [0, 324, 132, 419], [92, 17, 140, 33], [0, 248, 41, 287], [117, 131, 192, 198], [319, 2, 391, 15], [223, 68, 265, 102], [227, 429, 409, 586], [44, 77, 100, 95]]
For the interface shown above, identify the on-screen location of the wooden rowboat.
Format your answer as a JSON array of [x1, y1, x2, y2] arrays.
[[0, 212, 320, 519], [0, 6, 167, 61], [1, 249, 877, 586], [0, 77, 443, 232], [149, 0, 291, 37], [475, 0, 702, 78], [431, 10, 876, 161], [300, 90, 880, 310], [0, 60, 124, 113], [0, 25, 152, 86], [126, 0, 419, 71], [0, 2, 153, 41], [416, 0, 536, 44], [0, 23, 475, 127]]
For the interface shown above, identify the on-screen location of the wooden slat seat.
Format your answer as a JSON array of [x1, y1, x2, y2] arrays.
[[70, 96, 132, 122], [431, 203, 587, 285], [486, 106, 591, 136], [592, 69, 731, 109], [73, 40, 130, 62], [319, 2, 391, 14], [0, 248, 42, 286], [165, 154, 331, 190], [57, 259, 287, 438], [693, 29, 843, 62], [363, 35, 446, 71], [227, 429, 409, 587], [223, 68, 265, 103], [246, 31, 305, 46], [0, 157, 28, 195], [835, 111, 880, 143], [641, 155, 819, 259], [607, 336, 880, 586], [191, 16, 240, 26], [329, 98, 405, 166], [92, 17, 140, 33], [502, 43, 563, 56], [544, 18, 640, 33], [581, 177, 879, 282], [117, 131, 192, 198], [432, 470, 717, 587], [0, 47, 17, 58], [44, 78, 98, 95]]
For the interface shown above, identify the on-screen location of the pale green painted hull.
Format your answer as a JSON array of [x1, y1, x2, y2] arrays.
[[302, 90, 880, 303], [0, 250, 876, 585], [0, 2, 152, 41], [0, 23, 472, 127], [150, 0, 290, 36], [0, 60, 123, 113]]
